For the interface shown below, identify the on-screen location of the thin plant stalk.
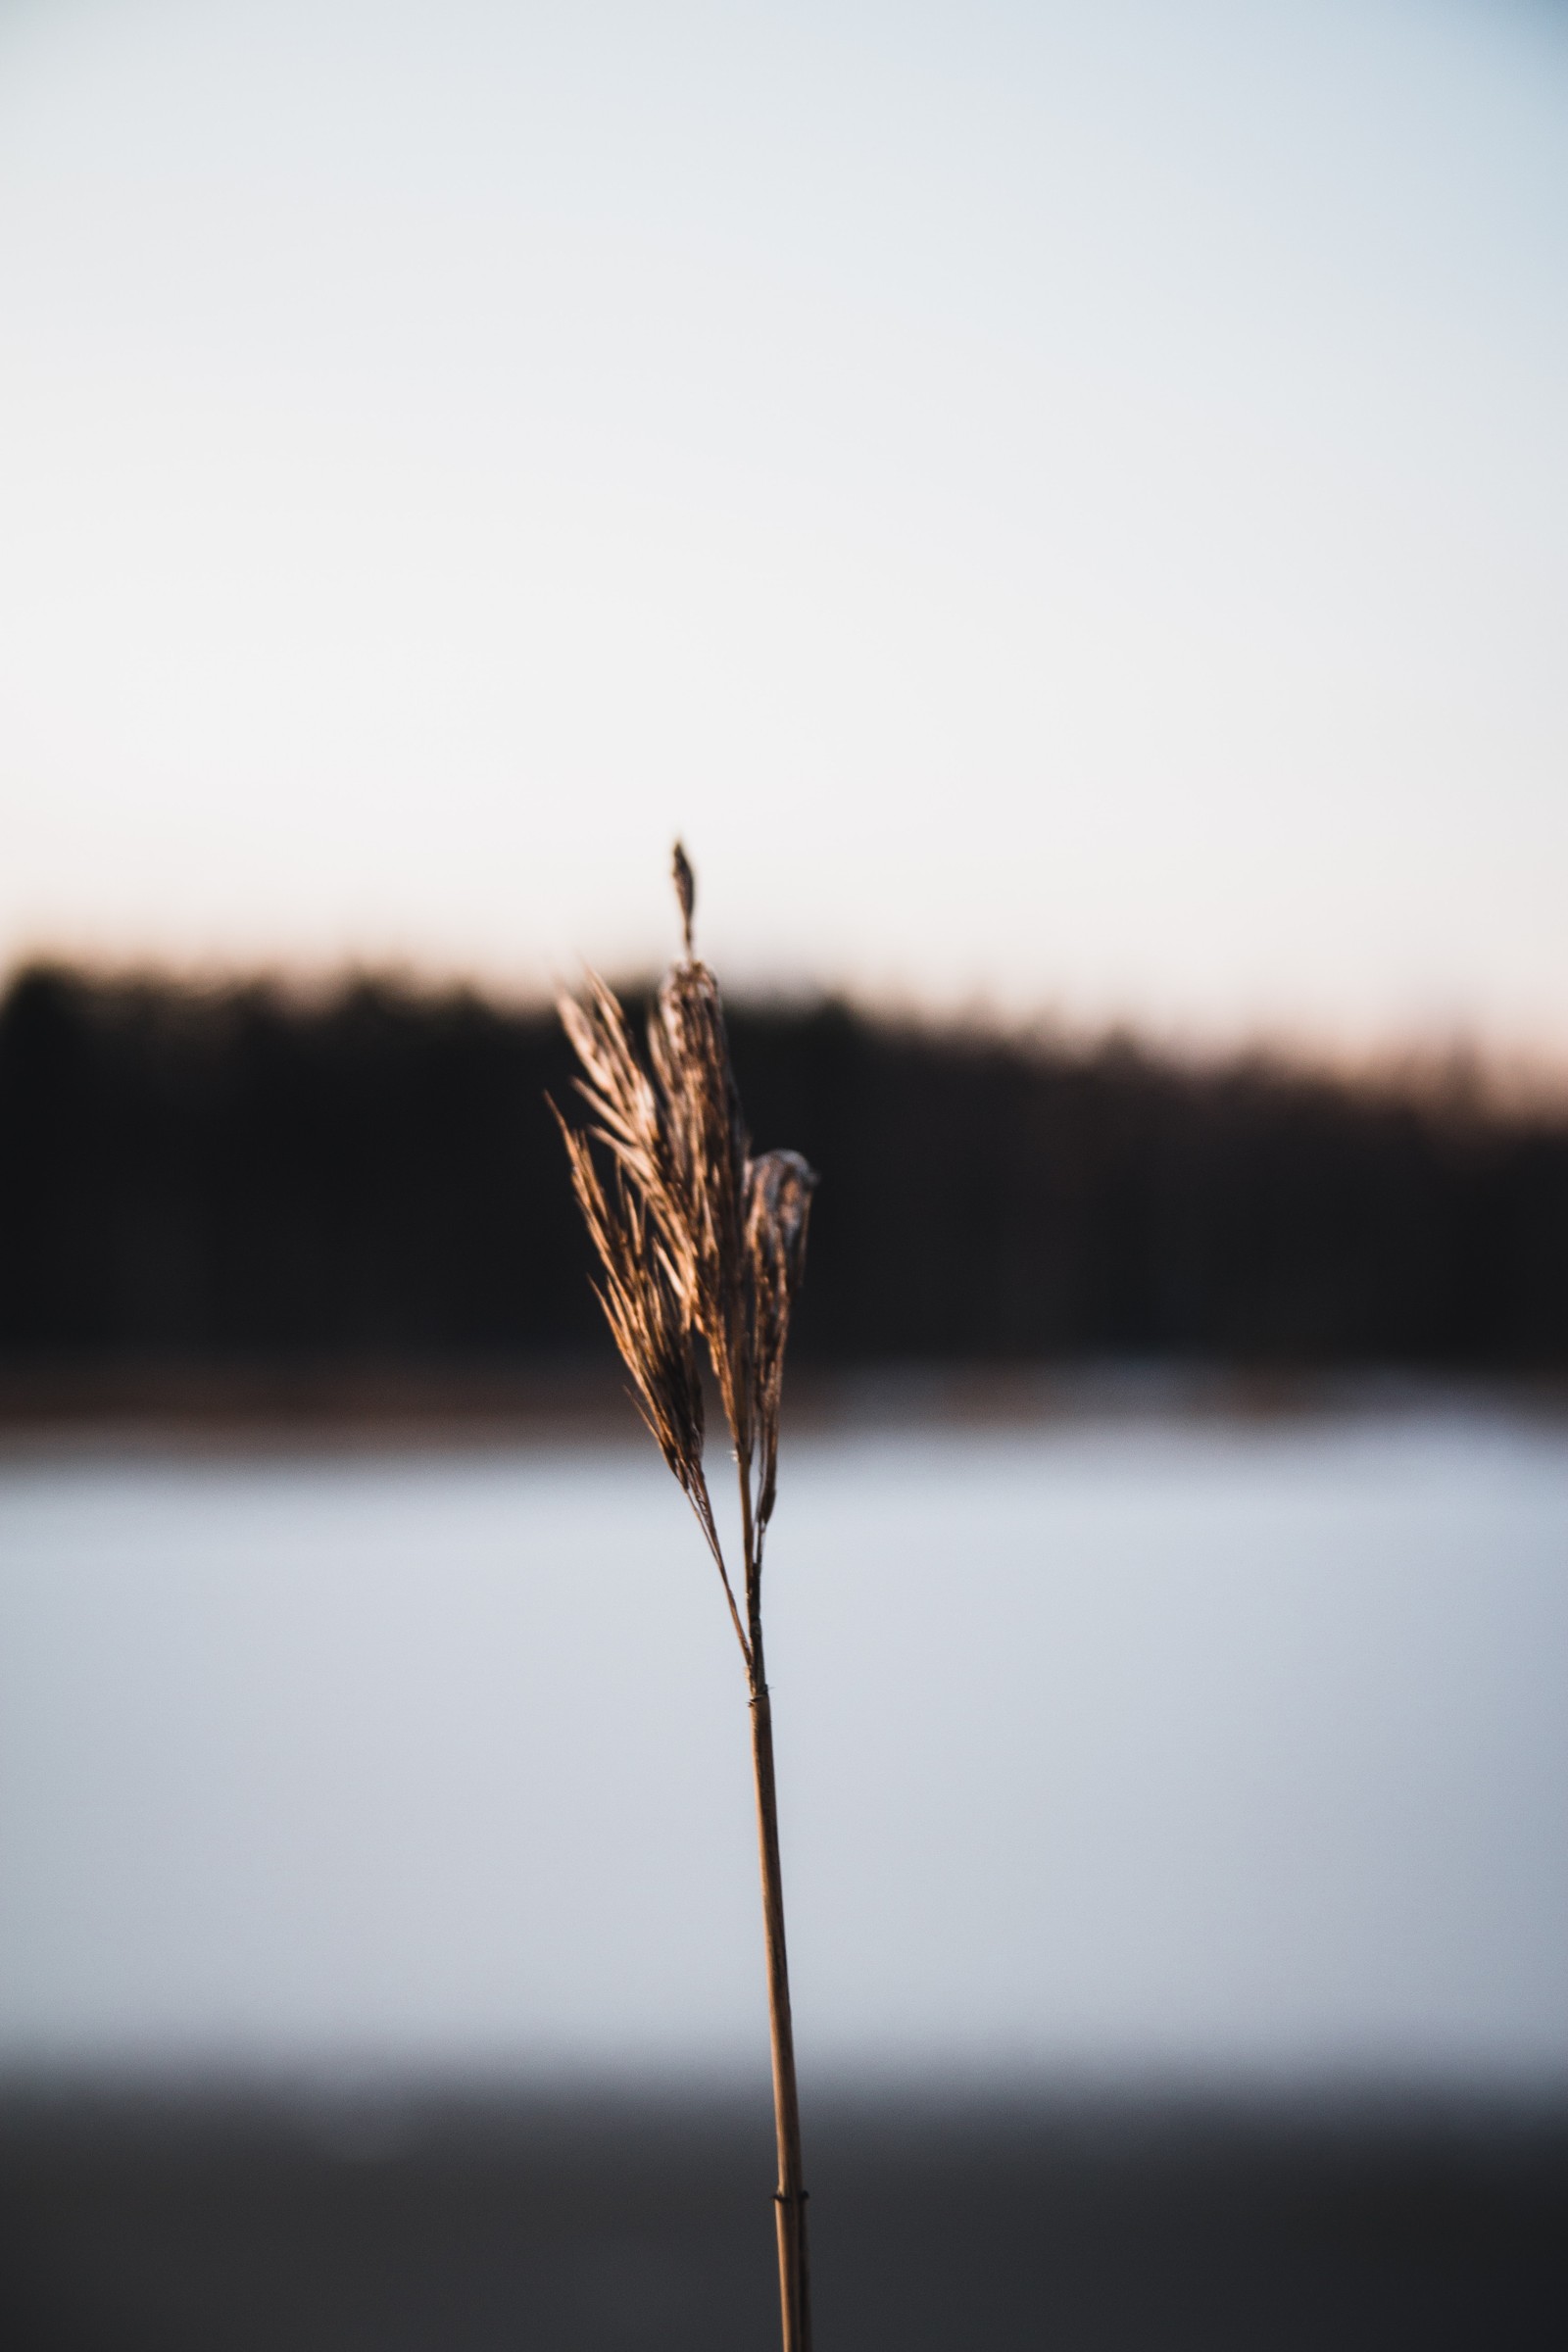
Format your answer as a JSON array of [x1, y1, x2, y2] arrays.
[[751, 1682, 811, 2347], [553, 845, 817, 2352], [741, 1457, 812, 2352]]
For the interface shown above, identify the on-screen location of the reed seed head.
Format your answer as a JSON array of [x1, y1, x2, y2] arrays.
[[555, 846, 817, 1654]]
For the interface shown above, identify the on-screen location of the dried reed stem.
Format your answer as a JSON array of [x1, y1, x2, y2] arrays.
[[554, 845, 817, 2352]]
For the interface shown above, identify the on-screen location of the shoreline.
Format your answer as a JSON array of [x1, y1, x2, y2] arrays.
[[2, 1357, 1566, 1460]]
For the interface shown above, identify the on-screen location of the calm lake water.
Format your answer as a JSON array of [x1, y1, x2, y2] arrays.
[[2, 1407, 1565, 2084]]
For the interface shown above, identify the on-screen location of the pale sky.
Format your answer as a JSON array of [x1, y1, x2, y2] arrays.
[[1, 0, 1564, 1054]]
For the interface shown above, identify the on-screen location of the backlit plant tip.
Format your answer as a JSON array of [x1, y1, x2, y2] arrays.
[[672, 837, 697, 958], [553, 849, 819, 2352]]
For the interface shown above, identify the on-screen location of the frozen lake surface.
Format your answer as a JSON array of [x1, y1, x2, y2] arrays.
[[2, 1408, 1565, 2082]]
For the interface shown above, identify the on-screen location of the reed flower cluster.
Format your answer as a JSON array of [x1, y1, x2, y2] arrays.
[[554, 845, 818, 2352]]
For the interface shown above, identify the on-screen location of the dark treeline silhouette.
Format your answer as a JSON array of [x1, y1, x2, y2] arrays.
[[3, 963, 1567, 1371]]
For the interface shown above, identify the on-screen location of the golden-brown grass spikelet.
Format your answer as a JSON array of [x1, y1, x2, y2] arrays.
[[745, 1149, 816, 1537], [551, 1099, 745, 1655], [559, 973, 700, 1313], [651, 957, 754, 1463], [672, 839, 697, 956]]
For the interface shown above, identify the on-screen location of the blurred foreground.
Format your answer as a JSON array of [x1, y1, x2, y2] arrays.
[[5, 1400, 1566, 2344], [3, 2083, 1564, 2349]]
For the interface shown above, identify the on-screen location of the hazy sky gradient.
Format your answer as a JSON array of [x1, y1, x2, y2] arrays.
[[1, 1, 1564, 1051]]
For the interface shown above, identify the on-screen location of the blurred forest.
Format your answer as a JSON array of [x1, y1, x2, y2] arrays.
[[3, 964, 1567, 1375]]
